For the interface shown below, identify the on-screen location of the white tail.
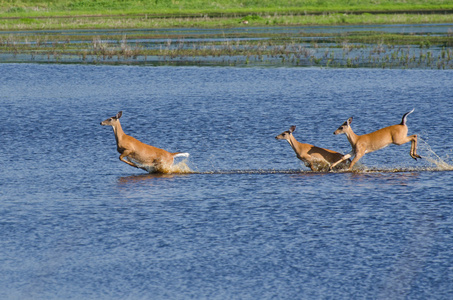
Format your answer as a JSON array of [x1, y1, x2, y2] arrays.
[[100, 111, 189, 173], [329, 109, 421, 171], [275, 125, 350, 171]]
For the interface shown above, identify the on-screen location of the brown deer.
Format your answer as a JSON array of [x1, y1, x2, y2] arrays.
[[101, 111, 189, 173], [329, 109, 421, 171], [275, 125, 350, 171]]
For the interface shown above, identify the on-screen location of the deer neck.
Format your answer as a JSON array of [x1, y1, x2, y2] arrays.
[[112, 121, 126, 145], [287, 135, 303, 155], [345, 127, 359, 147]]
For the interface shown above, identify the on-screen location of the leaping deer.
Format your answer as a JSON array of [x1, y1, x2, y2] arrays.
[[329, 109, 421, 171], [275, 125, 350, 171], [100, 111, 189, 173]]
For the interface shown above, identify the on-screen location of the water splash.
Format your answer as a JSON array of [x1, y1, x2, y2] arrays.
[[418, 137, 453, 171], [137, 165, 450, 175], [141, 159, 192, 174], [198, 169, 305, 175], [138, 139, 453, 175], [170, 159, 192, 174]]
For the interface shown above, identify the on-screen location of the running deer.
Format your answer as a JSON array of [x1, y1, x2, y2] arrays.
[[329, 109, 421, 171], [275, 125, 350, 171], [100, 111, 189, 172]]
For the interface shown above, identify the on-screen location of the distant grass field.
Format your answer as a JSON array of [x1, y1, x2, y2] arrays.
[[1, 1, 453, 17], [1, 0, 452, 15], [0, 0, 452, 30]]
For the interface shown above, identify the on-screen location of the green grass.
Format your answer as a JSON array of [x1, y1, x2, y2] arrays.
[[1, 0, 453, 18], [1, 12, 453, 31], [2, 2, 453, 31], [1, 1, 452, 31], [2, 0, 452, 12]]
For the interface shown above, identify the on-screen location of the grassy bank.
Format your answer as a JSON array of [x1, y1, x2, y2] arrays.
[[1, 0, 453, 14], [1, 0, 453, 30]]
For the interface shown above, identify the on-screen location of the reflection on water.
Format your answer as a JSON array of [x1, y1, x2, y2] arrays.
[[347, 171, 420, 188], [118, 173, 180, 185], [119, 165, 451, 179]]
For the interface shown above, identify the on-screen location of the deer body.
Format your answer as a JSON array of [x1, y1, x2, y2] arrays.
[[101, 111, 189, 172], [275, 126, 350, 171], [329, 109, 421, 171]]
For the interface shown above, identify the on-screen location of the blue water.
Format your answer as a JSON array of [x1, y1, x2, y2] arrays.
[[1, 64, 453, 299], [5, 23, 453, 36]]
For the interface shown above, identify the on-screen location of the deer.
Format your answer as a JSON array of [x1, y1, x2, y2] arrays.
[[100, 111, 189, 173], [275, 125, 350, 171], [329, 109, 422, 171]]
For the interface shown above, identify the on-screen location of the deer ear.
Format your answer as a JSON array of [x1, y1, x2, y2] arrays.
[[289, 125, 296, 133], [347, 117, 353, 125], [116, 111, 123, 119]]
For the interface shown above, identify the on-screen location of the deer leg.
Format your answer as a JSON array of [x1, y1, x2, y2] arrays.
[[409, 134, 422, 159], [308, 161, 319, 172], [394, 134, 421, 160], [348, 152, 363, 170], [329, 153, 352, 170], [119, 151, 140, 168], [346, 146, 367, 170]]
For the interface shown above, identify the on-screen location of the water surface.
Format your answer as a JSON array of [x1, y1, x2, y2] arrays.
[[1, 64, 453, 299]]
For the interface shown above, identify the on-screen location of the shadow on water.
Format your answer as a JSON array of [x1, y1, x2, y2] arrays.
[[118, 172, 181, 185]]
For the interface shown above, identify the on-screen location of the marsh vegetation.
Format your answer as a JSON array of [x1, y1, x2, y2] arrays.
[[1, 25, 452, 68]]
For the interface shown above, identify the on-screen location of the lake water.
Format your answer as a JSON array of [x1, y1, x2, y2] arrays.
[[1, 64, 453, 299]]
